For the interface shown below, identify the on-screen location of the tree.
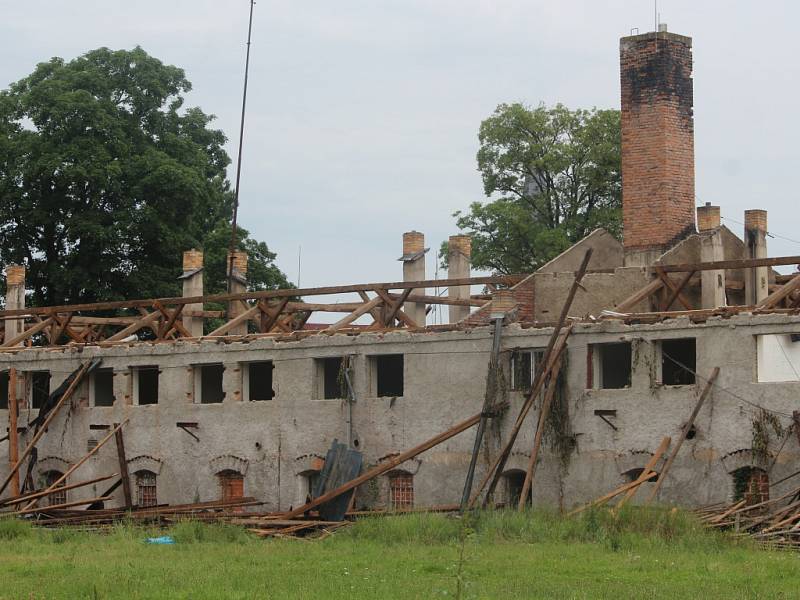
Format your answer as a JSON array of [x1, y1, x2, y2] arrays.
[[0, 46, 289, 306], [448, 103, 621, 274]]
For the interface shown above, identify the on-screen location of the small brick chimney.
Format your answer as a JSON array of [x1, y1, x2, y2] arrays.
[[620, 29, 696, 265]]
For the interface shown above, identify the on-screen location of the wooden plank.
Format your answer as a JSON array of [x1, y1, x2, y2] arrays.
[[7, 368, 18, 497], [20, 420, 128, 511], [0, 473, 117, 507], [11, 496, 113, 516], [0, 317, 55, 347], [259, 298, 289, 333], [207, 304, 261, 337], [614, 279, 664, 313], [374, 288, 417, 328], [659, 269, 695, 311], [114, 425, 132, 510], [655, 268, 693, 311], [568, 475, 659, 516], [517, 354, 564, 509], [616, 437, 671, 509], [755, 274, 800, 310], [282, 412, 482, 520], [323, 296, 384, 335], [476, 249, 594, 507], [105, 312, 161, 342], [645, 368, 720, 504], [0, 362, 91, 498], [0, 275, 522, 318], [654, 255, 800, 274]]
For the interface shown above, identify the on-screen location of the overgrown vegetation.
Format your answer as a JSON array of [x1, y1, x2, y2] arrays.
[[752, 408, 784, 463], [0, 508, 796, 599]]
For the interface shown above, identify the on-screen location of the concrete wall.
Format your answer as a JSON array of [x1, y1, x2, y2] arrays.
[[537, 228, 624, 274], [533, 267, 651, 321], [2, 313, 800, 512]]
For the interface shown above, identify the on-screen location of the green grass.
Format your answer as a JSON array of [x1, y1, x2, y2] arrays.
[[0, 508, 797, 599]]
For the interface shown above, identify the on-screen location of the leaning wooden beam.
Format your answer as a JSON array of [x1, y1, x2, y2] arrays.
[[0, 275, 523, 318], [259, 298, 290, 333], [105, 311, 161, 342], [517, 354, 565, 510], [615, 437, 671, 509], [0, 316, 55, 348], [114, 426, 132, 510], [323, 296, 384, 335], [613, 279, 664, 313], [7, 368, 18, 497], [655, 268, 694, 311], [0, 473, 117, 507], [755, 274, 800, 310], [21, 419, 129, 512], [645, 368, 720, 504], [10, 496, 113, 516], [0, 362, 91, 498], [374, 288, 417, 328], [568, 474, 659, 516], [282, 412, 482, 520], [477, 249, 594, 507], [207, 304, 261, 337]]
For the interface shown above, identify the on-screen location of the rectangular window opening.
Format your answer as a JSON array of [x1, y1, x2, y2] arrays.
[[317, 357, 346, 400], [510, 349, 544, 392], [247, 361, 274, 401], [0, 371, 8, 409], [756, 334, 800, 382], [375, 354, 404, 398], [199, 364, 225, 404], [589, 342, 632, 390], [92, 368, 115, 407], [31, 371, 50, 409], [135, 367, 159, 405], [660, 338, 696, 386]]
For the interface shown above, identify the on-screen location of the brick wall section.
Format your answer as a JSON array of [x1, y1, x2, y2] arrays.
[[696, 204, 720, 232], [460, 274, 535, 327], [620, 31, 696, 251], [744, 209, 767, 233]]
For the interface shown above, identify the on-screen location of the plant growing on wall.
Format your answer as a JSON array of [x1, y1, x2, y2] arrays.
[[751, 409, 784, 464]]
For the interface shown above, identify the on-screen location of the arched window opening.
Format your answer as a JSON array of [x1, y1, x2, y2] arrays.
[[732, 467, 769, 505], [622, 468, 658, 484], [388, 471, 414, 510], [135, 470, 158, 508], [298, 470, 322, 505], [504, 470, 529, 507], [43, 470, 66, 506]]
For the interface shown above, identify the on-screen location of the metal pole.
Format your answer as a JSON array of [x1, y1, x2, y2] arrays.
[[228, 0, 256, 292]]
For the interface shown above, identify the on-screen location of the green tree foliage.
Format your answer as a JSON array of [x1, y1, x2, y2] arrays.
[[0, 47, 290, 306], [448, 103, 621, 274]]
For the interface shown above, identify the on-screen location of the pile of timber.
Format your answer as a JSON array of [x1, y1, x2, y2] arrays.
[[695, 485, 800, 549]]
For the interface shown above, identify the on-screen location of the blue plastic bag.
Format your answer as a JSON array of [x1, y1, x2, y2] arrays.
[[145, 535, 175, 545]]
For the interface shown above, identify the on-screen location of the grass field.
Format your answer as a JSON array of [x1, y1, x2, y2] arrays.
[[0, 507, 798, 599]]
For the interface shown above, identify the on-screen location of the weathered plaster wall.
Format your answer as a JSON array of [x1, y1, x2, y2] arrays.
[[1, 314, 799, 512]]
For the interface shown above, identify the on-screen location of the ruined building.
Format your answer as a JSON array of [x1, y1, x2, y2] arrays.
[[1, 28, 799, 512]]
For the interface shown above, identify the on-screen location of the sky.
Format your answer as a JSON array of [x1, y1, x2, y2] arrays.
[[3, 1, 800, 305]]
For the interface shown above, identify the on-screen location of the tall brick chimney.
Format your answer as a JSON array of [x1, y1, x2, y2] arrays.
[[620, 29, 696, 266]]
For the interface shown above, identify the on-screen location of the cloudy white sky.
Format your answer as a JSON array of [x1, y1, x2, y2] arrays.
[[3, 1, 800, 298]]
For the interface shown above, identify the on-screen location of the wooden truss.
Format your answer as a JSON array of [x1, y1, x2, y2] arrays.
[[0, 275, 521, 348]]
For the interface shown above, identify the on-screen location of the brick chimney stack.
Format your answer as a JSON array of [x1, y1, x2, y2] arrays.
[[620, 29, 696, 266]]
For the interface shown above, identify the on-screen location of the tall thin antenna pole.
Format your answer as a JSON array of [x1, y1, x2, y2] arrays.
[[228, 0, 255, 291]]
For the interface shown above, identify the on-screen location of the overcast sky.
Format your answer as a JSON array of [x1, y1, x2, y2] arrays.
[[3, 1, 800, 299]]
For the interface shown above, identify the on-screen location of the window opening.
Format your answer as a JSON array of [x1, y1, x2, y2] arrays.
[[43, 470, 66, 506], [247, 361, 274, 401], [0, 371, 8, 409], [318, 357, 346, 400], [218, 470, 245, 503], [661, 338, 696, 385], [389, 471, 414, 509], [92, 368, 115, 406], [31, 371, 50, 409], [375, 355, 404, 397], [135, 470, 157, 507], [589, 343, 632, 390], [199, 364, 225, 404], [135, 367, 159, 405]]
